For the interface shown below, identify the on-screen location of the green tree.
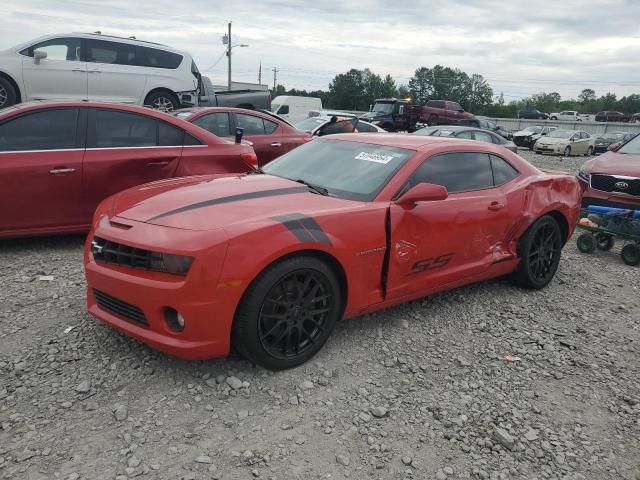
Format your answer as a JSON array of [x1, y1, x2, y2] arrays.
[[578, 88, 596, 104], [327, 69, 366, 109]]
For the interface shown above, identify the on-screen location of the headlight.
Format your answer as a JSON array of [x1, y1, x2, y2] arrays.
[[578, 169, 590, 182], [372, 120, 382, 125], [150, 253, 194, 276]]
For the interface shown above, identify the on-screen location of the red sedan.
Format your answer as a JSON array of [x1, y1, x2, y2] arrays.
[[0, 102, 256, 239], [85, 134, 581, 370], [173, 107, 311, 166], [578, 133, 640, 209]]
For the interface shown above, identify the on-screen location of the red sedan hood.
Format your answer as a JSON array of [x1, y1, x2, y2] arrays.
[[113, 174, 358, 231], [586, 152, 640, 176]]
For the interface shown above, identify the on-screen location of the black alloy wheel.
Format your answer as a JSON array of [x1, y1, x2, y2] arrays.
[[258, 269, 334, 360], [232, 256, 341, 370], [511, 215, 563, 289]]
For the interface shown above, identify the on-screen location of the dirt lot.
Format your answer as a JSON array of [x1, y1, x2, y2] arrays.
[[1, 150, 639, 480]]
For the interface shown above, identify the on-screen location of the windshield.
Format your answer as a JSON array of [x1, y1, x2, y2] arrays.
[[522, 126, 543, 134], [600, 132, 624, 140], [270, 104, 280, 113], [547, 130, 573, 139], [618, 134, 640, 155], [372, 102, 395, 114], [294, 117, 328, 132], [414, 126, 451, 136], [262, 139, 415, 201]]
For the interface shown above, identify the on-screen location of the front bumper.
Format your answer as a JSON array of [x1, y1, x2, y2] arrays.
[[535, 144, 563, 155], [594, 144, 611, 154], [513, 137, 533, 148], [84, 217, 238, 360], [579, 178, 640, 210], [178, 90, 199, 108]]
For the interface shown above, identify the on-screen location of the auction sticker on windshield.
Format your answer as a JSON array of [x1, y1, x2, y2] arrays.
[[355, 151, 396, 164]]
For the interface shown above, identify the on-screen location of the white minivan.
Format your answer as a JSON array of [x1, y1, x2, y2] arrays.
[[0, 33, 200, 111], [271, 96, 323, 124]]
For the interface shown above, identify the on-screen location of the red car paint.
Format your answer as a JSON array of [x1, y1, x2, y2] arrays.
[[0, 102, 256, 239], [578, 150, 640, 209], [84, 134, 581, 360], [174, 107, 311, 167]]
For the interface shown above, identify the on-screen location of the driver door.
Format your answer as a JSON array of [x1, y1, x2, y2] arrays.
[[387, 152, 509, 299]]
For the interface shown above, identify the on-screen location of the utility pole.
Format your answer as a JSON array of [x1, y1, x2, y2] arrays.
[[226, 22, 232, 90], [272, 67, 278, 90]]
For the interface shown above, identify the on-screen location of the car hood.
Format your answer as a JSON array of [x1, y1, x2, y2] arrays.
[[111, 174, 359, 231], [594, 138, 616, 145], [514, 131, 540, 137], [584, 152, 640, 177]]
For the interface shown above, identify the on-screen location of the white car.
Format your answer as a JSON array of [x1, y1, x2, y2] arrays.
[[549, 111, 589, 122], [0, 33, 200, 111]]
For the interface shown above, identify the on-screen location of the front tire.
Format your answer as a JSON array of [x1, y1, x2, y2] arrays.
[[621, 244, 640, 266], [232, 256, 342, 370], [145, 90, 179, 112], [563, 146, 571, 157], [0, 77, 17, 109], [585, 146, 593, 156], [511, 215, 563, 289], [427, 115, 438, 126]]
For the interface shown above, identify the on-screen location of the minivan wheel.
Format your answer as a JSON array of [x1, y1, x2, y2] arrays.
[[232, 256, 342, 370], [0, 77, 17, 109], [145, 91, 179, 112]]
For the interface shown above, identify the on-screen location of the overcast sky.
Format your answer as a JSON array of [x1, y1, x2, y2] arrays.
[[3, 0, 640, 101]]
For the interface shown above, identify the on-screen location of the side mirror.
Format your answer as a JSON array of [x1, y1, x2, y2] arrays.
[[609, 142, 621, 152], [34, 50, 47, 64], [541, 132, 547, 136], [235, 127, 244, 144], [458, 109, 464, 113], [396, 183, 448, 207]]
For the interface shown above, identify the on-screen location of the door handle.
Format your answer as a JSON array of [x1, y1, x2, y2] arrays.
[[270, 142, 282, 147], [49, 167, 76, 174], [488, 201, 505, 211], [71, 68, 84, 73], [146, 161, 170, 167], [88, 70, 101, 74]]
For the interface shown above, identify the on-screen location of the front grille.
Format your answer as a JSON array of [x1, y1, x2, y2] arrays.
[[514, 137, 530, 146], [93, 289, 148, 326], [591, 174, 640, 197], [92, 237, 157, 270]]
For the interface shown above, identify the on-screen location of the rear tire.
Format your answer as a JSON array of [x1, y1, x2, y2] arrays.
[[586, 146, 593, 156], [594, 233, 613, 251], [510, 215, 563, 289], [145, 90, 179, 112], [232, 256, 342, 370], [427, 115, 438, 126], [0, 77, 17, 109], [621, 244, 640, 266]]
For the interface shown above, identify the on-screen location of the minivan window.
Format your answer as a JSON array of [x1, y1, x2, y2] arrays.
[[137, 46, 183, 69], [20, 38, 82, 61], [92, 110, 156, 148], [426, 100, 445, 109], [409, 152, 493, 193], [0, 109, 79, 152], [87, 39, 136, 65]]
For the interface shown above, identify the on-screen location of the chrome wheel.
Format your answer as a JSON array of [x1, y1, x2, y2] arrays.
[[258, 269, 335, 360], [153, 96, 175, 112]]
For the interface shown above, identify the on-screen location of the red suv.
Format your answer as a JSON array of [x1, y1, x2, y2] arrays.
[[0, 102, 256, 239], [174, 107, 311, 166], [579, 134, 640, 209]]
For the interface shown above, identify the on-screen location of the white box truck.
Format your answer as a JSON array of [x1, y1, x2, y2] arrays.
[[271, 96, 322, 123]]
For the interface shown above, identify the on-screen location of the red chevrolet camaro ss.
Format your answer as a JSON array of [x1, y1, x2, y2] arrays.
[[84, 134, 581, 370]]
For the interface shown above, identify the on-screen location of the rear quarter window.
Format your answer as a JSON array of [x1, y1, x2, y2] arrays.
[[137, 46, 183, 69], [490, 154, 520, 185]]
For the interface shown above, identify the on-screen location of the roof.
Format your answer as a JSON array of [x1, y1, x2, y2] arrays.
[[321, 133, 483, 151], [0, 101, 176, 121]]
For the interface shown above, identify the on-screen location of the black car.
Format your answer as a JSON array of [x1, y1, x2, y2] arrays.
[[459, 118, 513, 140], [593, 131, 634, 154], [413, 125, 518, 153], [517, 109, 548, 120]]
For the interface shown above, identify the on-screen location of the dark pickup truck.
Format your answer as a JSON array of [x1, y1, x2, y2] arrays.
[[198, 76, 271, 110], [360, 98, 474, 132]]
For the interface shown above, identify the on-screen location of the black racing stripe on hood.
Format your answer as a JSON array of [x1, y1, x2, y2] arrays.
[[147, 187, 308, 221], [273, 213, 332, 246]]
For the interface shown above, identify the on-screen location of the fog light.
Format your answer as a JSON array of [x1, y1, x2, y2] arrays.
[[164, 307, 185, 332]]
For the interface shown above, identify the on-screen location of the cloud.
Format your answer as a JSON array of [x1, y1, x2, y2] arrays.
[[2, 0, 640, 100]]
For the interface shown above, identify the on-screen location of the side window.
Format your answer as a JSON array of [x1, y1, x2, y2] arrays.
[[450, 102, 463, 111], [184, 133, 203, 145], [137, 46, 183, 69], [21, 38, 82, 61], [193, 113, 231, 137], [236, 114, 265, 135], [490, 155, 519, 185], [473, 131, 495, 144], [92, 110, 156, 148], [408, 152, 493, 193], [428, 100, 445, 109], [158, 122, 184, 146], [580, 132, 589, 139], [277, 105, 290, 115], [87, 39, 136, 65], [456, 131, 473, 140], [0, 108, 79, 152], [264, 119, 278, 134], [355, 121, 377, 133]]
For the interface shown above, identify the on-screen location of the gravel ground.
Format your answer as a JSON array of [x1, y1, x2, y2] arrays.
[[1, 150, 639, 480]]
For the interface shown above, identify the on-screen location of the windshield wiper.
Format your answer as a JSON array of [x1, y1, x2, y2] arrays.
[[294, 178, 329, 196], [248, 166, 264, 175]]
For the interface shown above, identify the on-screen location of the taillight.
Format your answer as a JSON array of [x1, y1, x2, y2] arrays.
[[303, 137, 312, 142], [240, 152, 258, 168]]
